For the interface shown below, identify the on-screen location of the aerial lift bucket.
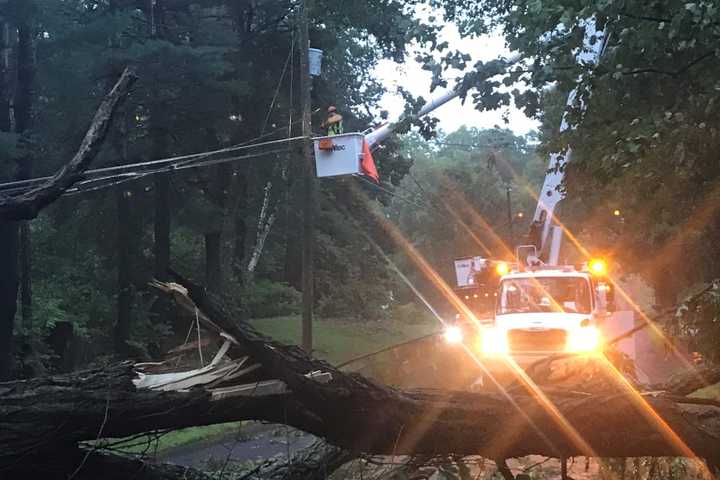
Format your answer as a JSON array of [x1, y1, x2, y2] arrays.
[[313, 132, 365, 178]]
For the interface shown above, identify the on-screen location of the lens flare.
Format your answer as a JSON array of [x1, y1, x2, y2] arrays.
[[589, 259, 607, 275], [480, 327, 509, 356], [443, 326, 463, 344], [496, 262, 510, 276], [566, 326, 602, 353]]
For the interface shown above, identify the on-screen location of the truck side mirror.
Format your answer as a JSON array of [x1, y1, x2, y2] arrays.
[[607, 289, 616, 313], [598, 282, 615, 313]]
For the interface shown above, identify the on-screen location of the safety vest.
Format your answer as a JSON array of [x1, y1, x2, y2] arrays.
[[327, 119, 344, 136]]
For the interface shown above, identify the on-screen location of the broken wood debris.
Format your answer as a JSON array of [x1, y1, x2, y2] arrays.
[[3, 276, 720, 480]]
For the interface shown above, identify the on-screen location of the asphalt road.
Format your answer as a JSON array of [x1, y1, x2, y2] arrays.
[[161, 423, 315, 470]]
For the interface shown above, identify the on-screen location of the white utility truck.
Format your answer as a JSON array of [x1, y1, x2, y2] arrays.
[[471, 253, 614, 362], [313, 18, 632, 372]]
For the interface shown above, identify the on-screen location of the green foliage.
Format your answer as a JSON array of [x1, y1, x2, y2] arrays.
[[387, 127, 543, 311], [30, 214, 116, 342], [423, 0, 720, 358], [675, 281, 720, 363], [5, 0, 453, 374], [242, 279, 301, 318]]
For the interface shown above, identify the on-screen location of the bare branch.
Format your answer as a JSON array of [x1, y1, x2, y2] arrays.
[[0, 67, 138, 220]]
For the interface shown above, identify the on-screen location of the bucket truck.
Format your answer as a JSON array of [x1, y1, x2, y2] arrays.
[[441, 20, 624, 366], [316, 20, 627, 372]]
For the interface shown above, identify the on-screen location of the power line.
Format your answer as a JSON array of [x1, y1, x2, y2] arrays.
[[62, 148, 291, 198], [353, 174, 429, 211], [351, 170, 511, 259], [0, 136, 305, 197], [261, 33, 295, 135]]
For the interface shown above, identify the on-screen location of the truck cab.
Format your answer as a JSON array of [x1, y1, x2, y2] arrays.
[[446, 254, 614, 365], [489, 265, 608, 358]]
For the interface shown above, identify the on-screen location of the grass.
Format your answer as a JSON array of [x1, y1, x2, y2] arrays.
[[97, 422, 245, 455], [693, 383, 720, 400], [251, 314, 440, 364]]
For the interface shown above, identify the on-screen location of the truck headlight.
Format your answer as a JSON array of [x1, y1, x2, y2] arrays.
[[443, 325, 463, 344], [480, 328, 508, 356], [567, 326, 601, 353]]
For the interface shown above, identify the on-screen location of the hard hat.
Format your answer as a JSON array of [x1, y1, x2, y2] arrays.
[[327, 105, 337, 113]]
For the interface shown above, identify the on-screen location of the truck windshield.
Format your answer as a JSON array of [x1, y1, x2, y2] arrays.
[[497, 276, 592, 314]]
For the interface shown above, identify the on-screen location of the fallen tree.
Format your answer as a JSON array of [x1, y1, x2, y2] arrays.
[[2, 277, 720, 479]]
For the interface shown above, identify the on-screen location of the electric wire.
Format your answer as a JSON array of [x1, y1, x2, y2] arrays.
[[336, 332, 441, 369], [61, 148, 291, 197], [351, 170, 514, 266], [0, 136, 305, 196], [261, 32, 295, 135], [352, 174, 430, 211]]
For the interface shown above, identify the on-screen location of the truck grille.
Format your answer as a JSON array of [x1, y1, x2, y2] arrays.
[[507, 329, 567, 352]]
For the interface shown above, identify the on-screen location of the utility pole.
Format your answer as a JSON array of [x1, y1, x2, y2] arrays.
[[299, 0, 315, 353], [505, 185, 513, 241]]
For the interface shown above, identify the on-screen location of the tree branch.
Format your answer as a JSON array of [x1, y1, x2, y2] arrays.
[[3, 277, 720, 479], [13, 447, 214, 480], [618, 11, 672, 23], [620, 52, 715, 78], [0, 67, 138, 221], [495, 458, 516, 480], [239, 439, 355, 480]]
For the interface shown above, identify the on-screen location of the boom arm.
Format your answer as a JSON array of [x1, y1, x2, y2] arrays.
[[360, 22, 607, 267], [534, 20, 609, 265]]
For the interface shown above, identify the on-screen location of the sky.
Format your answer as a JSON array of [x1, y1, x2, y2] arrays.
[[374, 22, 540, 136]]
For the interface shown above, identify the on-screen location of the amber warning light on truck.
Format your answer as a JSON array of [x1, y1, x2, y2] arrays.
[[588, 258, 607, 276], [495, 262, 509, 276]]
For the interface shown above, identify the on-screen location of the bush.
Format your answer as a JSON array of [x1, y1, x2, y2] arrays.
[[243, 279, 301, 318]]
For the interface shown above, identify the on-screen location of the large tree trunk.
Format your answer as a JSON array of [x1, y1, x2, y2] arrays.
[[0, 221, 19, 380], [0, 21, 11, 132], [0, 19, 16, 380], [0, 16, 32, 378], [15, 19, 34, 330], [13, 19, 32, 135], [204, 159, 232, 292], [154, 174, 171, 279], [3, 278, 720, 479], [151, 115, 170, 281], [232, 166, 249, 279], [204, 231, 222, 292], [18, 222, 31, 328], [150, 0, 170, 281], [15, 447, 215, 480], [2, 341, 720, 467], [115, 187, 133, 357]]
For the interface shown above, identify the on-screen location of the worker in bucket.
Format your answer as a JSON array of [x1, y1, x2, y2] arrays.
[[321, 105, 344, 136]]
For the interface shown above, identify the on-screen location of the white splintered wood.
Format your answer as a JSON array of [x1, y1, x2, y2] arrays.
[[134, 362, 239, 391]]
